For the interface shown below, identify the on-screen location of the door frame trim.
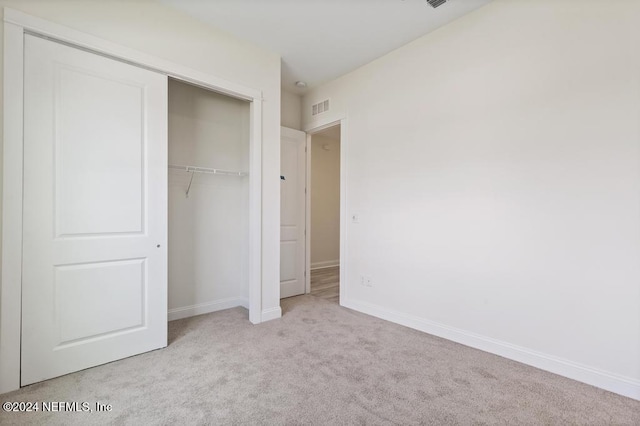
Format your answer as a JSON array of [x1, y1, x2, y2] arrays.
[[304, 119, 348, 306], [305, 133, 312, 294], [1, 8, 264, 393]]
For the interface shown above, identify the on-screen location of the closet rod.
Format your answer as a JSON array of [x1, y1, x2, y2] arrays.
[[168, 164, 248, 177]]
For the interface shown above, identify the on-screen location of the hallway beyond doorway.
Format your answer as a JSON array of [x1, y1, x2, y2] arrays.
[[310, 266, 339, 304]]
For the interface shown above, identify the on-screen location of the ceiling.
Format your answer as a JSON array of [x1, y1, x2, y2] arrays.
[[159, 0, 493, 94]]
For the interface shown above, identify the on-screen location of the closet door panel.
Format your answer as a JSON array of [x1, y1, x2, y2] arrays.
[[22, 34, 168, 386], [55, 65, 145, 236]]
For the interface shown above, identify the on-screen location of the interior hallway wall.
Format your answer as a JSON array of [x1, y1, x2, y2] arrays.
[[281, 89, 302, 130], [310, 132, 340, 269]]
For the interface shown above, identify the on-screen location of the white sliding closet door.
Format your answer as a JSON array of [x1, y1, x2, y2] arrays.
[[22, 35, 168, 385]]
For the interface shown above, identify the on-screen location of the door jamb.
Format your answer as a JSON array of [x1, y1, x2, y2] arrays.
[[305, 133, 312, 294], [1, 8, 265, 394]]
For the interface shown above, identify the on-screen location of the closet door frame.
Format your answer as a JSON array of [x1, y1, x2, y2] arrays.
[[1, 8, 264, 394]]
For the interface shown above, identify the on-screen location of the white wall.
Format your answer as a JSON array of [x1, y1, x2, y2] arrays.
[[168, 80, 250, 319], [303, 0, 640, 399], [0, 8, 4, 393], [281, 89, 302, 130], [0, 7, 4, 325], [0, 0, 281, 393], [310, 133, 340, 269]]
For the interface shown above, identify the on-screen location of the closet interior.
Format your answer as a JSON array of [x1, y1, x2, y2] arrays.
[[168, 79, 250, 320]]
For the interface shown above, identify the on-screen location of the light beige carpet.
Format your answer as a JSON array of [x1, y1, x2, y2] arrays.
[[1, 295, 639, 425]]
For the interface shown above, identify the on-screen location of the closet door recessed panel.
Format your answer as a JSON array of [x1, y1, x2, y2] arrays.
[[54, 259, 146, 345], [55, 66, 145, 237]]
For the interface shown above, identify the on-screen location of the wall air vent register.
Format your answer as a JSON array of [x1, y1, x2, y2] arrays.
[[312, 99, 330, 116], [427, 0, 447, 9]]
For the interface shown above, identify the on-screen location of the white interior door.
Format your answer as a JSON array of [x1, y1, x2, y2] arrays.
[[21, 34, 168, 385], [280, 127, 307, 298]]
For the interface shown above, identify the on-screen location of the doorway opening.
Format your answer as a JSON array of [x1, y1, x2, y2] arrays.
[[168, 78, 251, 323], [308, 124, 341, 303]]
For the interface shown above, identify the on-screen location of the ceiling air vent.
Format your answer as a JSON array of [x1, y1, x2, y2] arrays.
[[312, 99, 330, 116], [427, 0, 447, 8]]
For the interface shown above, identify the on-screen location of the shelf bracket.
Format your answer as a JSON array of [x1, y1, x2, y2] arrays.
[[186, 170, 195, 198]]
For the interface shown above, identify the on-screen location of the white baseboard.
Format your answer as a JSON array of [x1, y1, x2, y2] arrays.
[[342, 298, 640, 401], [168, 298, 245, 321], [310, 260, 340, 270], [261, 306, 282, 322]]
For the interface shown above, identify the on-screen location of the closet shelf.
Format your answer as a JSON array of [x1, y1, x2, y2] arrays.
[[168, 164, 248, 177]]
